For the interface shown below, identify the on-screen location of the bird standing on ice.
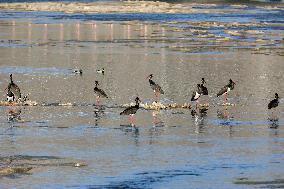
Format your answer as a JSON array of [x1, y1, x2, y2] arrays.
[[6, 74, 21, 102], [268, 93, 279, 110], [73, 69, 82, 75], [147, 74, 164, 101], [96, 68, 105, 75], [200, 78, 208, 95], [94, 81, 108, 105], [191, 84, 202, 109], [217, 79, 236, 104], [6, 89, 15, 102]]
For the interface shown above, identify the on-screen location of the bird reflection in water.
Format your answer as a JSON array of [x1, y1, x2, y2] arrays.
[[7, 107, 22, 122], [123, 125, 140, 146], [268, 117, 279, 129], [2, 107, 21, 145], [217, 105, 234, 136], [217, 106, 230, 120], [191, 107, 208, 134], [191, 107, 208, 117], [93, 106, 105, 127], [149, 123, 164, 145], [152, 110, 164, 128], [120, 122, 140, 146]]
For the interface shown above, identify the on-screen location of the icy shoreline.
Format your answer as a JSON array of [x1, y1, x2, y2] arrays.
[[0, 1, 282, 14], [0, 1, 194, 14]]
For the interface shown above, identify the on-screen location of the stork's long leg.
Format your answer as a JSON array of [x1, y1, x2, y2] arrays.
[[154, 91, 158, 102], [96, 96, 100, 106], [196, 99, 199, 110], [224, 93, 228, 105], [130, 114, 135, 126]]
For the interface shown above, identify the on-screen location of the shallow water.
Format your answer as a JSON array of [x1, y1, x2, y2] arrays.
[[0, 4, 284, 189]]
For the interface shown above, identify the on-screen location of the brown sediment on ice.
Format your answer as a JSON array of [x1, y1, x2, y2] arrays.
[[221, 102, 236, 106], [0, 155, 87, 176], [0, 167, 32, 176], [0, 100, 38, 106], [0, 1, 282, 14], [0, 100, 192, 109], [142, 102, 192, 110], [0, 101, 78, 107], [0, 1, 194, 14], [122, 101, 193, 110]]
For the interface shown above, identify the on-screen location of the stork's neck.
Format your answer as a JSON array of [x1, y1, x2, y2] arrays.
[[228, 81, 234, 89], [135, 100, 140, 107], [10, 75, 13, 83], [149, 79, 154, 85]]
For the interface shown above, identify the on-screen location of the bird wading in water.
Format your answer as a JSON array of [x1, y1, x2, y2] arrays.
[[217, 79, 236, 105], [191, 84, 202, 110], [200, 78, 208, 95], [147, 74, 164, 102], [94, 81, 108, 105], [6, 74, 21, 103], [268, 93, 279, 110], [120, 97, 141, 126]]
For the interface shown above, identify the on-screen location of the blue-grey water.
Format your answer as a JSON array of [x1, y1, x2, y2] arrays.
[[0, 2, 284, 189]]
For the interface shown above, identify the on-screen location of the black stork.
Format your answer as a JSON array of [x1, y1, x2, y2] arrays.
[[191, 84, 202, 109], [147, 74, 164, 101], [6, 88, 15, 102], [94, 81, 108, 105], [268, 93, 279, 110], [96, 68, 104, 75], [73, 69, 82, 75], [120, 97, 141, 125], [200, 78, 208, 95], [217, 79, 236, 104], [7, 74, 21, 102]]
